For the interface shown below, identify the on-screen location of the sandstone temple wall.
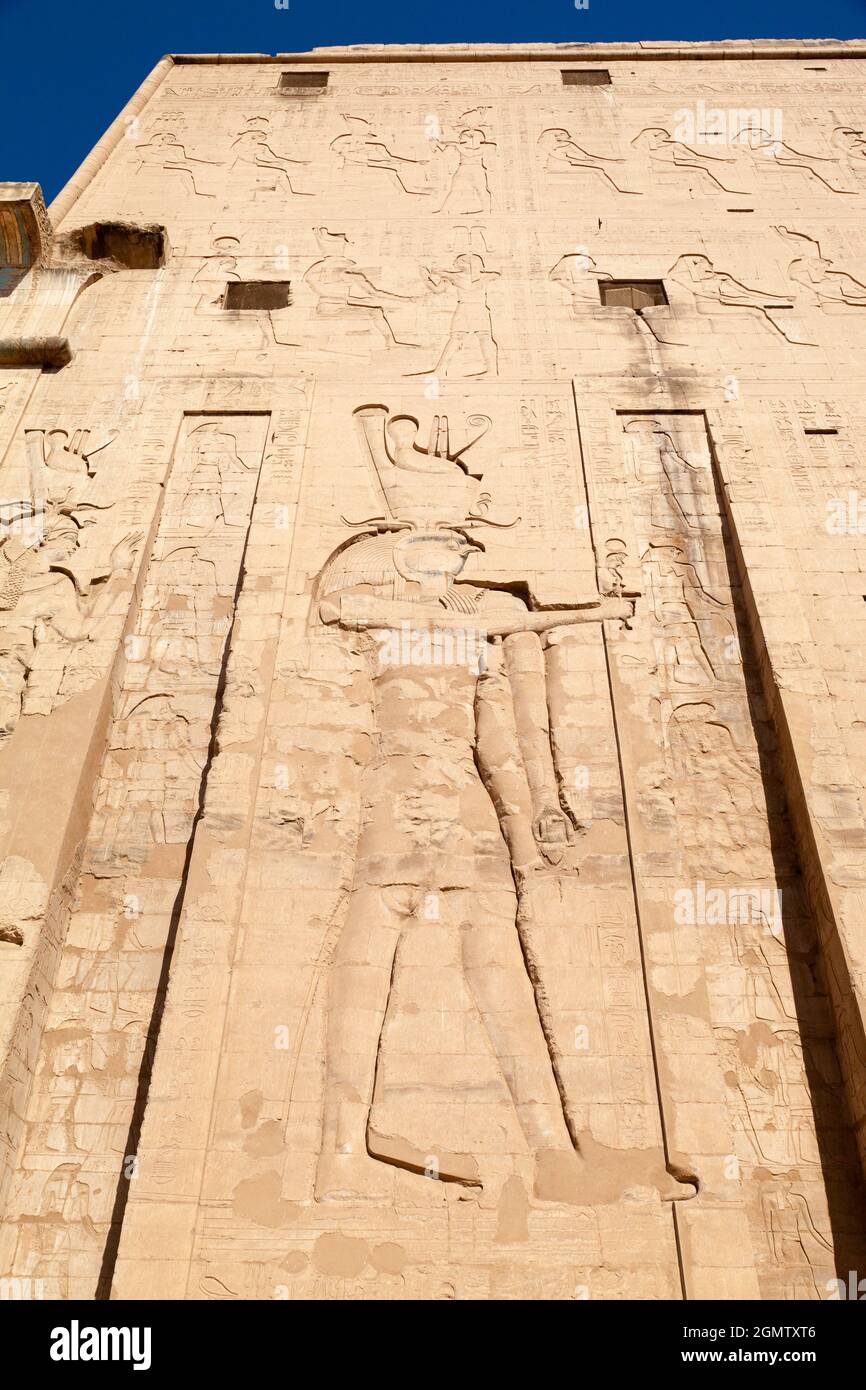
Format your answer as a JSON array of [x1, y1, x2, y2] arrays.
[[1, 41, 866, 1300]]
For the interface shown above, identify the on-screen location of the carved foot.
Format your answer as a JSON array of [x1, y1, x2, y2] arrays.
[[533, 1148, 589, 1206], [367, 1127, 482, 1189], [533, 1147, 699, 1206], [314, 1152, 394, 1204]]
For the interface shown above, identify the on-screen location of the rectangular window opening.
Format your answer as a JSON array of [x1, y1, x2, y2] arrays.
[[278, 71, 329, 90], [599, 279, 668, 311], [223, 281, 291, 312], [561, 68, 611, 87]]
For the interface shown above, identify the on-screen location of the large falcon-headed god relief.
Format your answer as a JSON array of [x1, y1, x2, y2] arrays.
[[310, 404, 692, 1207]]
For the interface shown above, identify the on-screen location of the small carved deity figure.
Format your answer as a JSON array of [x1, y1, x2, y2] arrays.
[[181, 421, 258, 533], [0, 503, 139, 738], [12, 1161, 100, 1293], [230, 125, 311, 197], [303, 227, 419, 346], [330, 115, 431, 195], [596, 538, 628, 597], [667, 253, 804, 342], [774, 226, 866, 308], [549, 251, 599, 311], [134, 132, 218, 197], [644, 544, 729, 689], [631, 127, 748, 195], [193, 236, 241, 315], [731, 126, 856, 195], [831, 125, 866, 188], [762, 1184, 835, 1279], [419, 252, 500, 377], [538, 128, 639, 195], [433, 128, 496, 213]]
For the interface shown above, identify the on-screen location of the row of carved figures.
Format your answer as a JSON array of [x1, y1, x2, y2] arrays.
[[130, 114, 866, 205], [188, 222, 866, 374]]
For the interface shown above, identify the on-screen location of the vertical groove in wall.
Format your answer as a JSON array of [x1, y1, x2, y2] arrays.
[[96, 441, 267, 1299], [712, 448, 866, 1183]]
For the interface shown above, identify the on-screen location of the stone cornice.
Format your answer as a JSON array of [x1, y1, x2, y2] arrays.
[[170, 40, 866, 64]]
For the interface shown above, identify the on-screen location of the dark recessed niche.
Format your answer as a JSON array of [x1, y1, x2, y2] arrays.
[[64, 222, 166, 269], [561, 68, 611, 86], [599, 279, 668, 310], [223, 281, 292, 311], [278, 71, 329, 91]]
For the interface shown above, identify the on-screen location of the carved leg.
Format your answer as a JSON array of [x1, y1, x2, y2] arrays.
[[474, 649, 544, 871], [433, 332, 465, 376], [467, 332, 498, 377], [0, 650, 27, 738], [458, 887, 576, 1157], [315, 883, 405, 1202], [502, 631, 562, 831]]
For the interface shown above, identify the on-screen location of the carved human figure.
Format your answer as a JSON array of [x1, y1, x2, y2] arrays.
[[644, 544, 730, 688], [303, 227, 419, 346], [181, 421, 258, 533], [537, 128, 639, 194], [330, 116, 431, 195], [624, 416, 711, 528], [313, 523, 637, 1203], [762, 1184, 835, 1275], [0, 505, 139, 737], [419, 252, 500, 377], [731, 126, 856, 195], [229, 126, 312, 196], [310, 406, 695, 1207], [623, 418, 731, 684], [12, 1162, 100, 1290], [667, 254, 804, 342], [549, 251, 598, 311], [193, 236, 241, 315], [134, 132, 218, 197], [774, 226, 866, 307], [433, 128, 495, 213], [631, 127, 748, 195], [831, 126, 866, 188]]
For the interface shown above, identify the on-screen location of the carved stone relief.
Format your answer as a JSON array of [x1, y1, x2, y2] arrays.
[[0, 429, 139, 737], [3, 42, 866, 1307], [605, 410, 866, 1297]]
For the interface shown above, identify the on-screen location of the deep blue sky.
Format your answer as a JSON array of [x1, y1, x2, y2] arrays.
[[2, 0, 865, 202]]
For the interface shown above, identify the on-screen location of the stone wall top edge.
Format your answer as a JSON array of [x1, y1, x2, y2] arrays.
[[169, 38, 866, 64]]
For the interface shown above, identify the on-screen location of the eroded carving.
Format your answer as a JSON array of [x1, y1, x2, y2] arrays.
[[0, 430, 138, 737]]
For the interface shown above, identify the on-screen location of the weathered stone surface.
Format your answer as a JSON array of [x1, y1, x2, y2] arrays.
[[1, 40, 866, 1302]]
